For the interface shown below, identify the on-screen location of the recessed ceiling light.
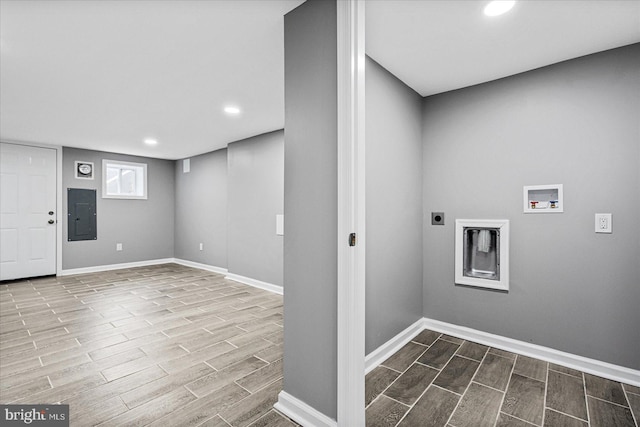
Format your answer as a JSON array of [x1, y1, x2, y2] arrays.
[[144, 138, 158, 146], [224, 106, 241, 115], [484, 0, 515, 17]]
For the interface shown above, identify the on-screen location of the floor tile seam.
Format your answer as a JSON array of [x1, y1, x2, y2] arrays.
[[378, 363, 404, 375], [624, 387, 640, 399], [376, 393, 412, 409], [454, 353, 482, 364], [385, 383, 428, 427], [234, 371, 283, 396], [542, 361, 550, 426], [513, 356, 548, 382], [46, 375, 53, 389], [439, 336, 463, 346], [488, 348, 516, 360], [587, 393, 632, 409], [376, 361, 430, 408], [547, 364, 585, 382], [427, 340, 461, 372], [548, 365, 582, 379], [470, 380, 505, 395], [388, 384, 459, 427], [444, 344, 493, 427], [544, 407, 589, 423], [623, 385, 640, 397], [625, 391, 640, 427], [456, 339, 483, 372], [444, 359, 481, 427], [247, 410, 291, 427], [202, 360, 218, 372], [0, 352, 91, 383], [215, 413, 234, 427], [583, 372, 593, 427], [432, 383, 463, 397], [543, 367, 592, 424], [498, 411, 539, 426], [493, 347, 518, 427], [223, 339, 240, 349], [574, 370, 592, 427], [381, 351, 453, 425], [409, 337, 438, 348], [182, 383, 199, 400], [1, 339, 37, 355], [402, 347, 430, 374], [95, 394, 128, 426], [177, 344, 191, 354], [512, 370, 547, 384]]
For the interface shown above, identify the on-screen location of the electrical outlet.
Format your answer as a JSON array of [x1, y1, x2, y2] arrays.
[[116, 243, 123, 251], [199, 243, 204, 251], [595, 213, 612, 233]]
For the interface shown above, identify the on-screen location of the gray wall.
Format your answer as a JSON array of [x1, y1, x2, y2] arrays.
[[62, 147, 174, 269], [283, 0, 338, 419], [227, 130, 284, 286], [174, 148, 227, 268], [365, 56, 423, 354], [422, 43, 640, 370]]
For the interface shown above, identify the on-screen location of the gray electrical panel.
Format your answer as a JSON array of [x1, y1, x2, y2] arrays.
[[68, 188, 97, 241]]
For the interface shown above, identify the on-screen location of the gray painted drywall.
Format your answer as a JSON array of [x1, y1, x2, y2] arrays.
[[365, 56, 423, 355], [283, 0, 338, 419], [422, 43, 640, 370], [62, 147, 174, 269], [227, 130, 284, 286], [174, 148, 227, 268]]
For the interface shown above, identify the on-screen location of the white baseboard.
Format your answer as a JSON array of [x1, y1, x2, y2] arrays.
[[59, 258, 284, 298], [363, 317, 640, 387], [225, 272, 283, 295], [365, 318, 424, 374], [59, 258, 175, 276], [274, 391, 337, 427], [422, 318, 640, 387], [172, 258, 228, 275]]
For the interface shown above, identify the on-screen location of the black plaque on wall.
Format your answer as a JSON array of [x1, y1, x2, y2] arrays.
[[68, 188, 97, 241]]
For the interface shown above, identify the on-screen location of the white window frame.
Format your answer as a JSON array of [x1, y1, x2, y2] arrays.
[[102, 159, 147, 200]]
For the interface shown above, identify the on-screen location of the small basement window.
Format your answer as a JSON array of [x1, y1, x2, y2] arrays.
[[102, 159, 147, 199]]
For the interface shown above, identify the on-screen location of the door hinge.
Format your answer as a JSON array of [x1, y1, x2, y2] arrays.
[[349, 233, 356, 247]]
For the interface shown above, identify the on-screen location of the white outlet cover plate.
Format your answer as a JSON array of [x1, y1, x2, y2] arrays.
[[595, 213, 612, 233]]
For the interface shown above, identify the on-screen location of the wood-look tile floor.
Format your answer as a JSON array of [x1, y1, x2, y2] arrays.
[[0, 264, 296, 426], [366, 330, 640, 427]]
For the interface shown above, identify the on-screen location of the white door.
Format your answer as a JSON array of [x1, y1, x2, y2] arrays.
[[1, 143, 57, 280]]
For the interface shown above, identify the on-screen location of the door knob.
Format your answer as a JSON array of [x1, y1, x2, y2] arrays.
[[48, 219, 55, 224]]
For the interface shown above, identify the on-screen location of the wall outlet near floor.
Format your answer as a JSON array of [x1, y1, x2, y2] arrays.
[[199, 243, 204, 251], [116, 243, 123, 251], [595, 213, 612, 233]]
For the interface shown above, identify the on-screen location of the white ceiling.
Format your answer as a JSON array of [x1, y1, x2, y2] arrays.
[[366, 0, 640, 97], [0, 0, 303, 160], [1, 1, 639, 160]]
